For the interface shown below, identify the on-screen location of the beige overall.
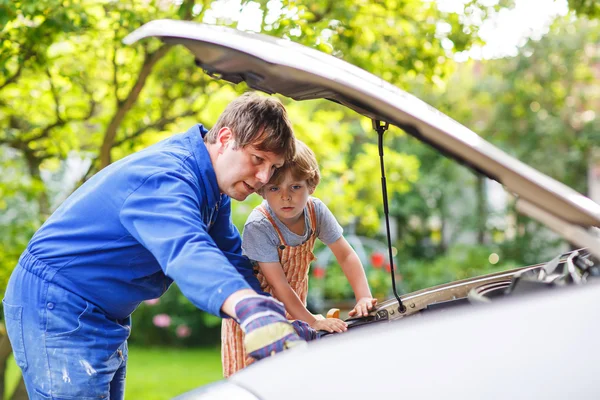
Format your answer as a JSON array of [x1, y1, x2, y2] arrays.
[[221, 199, 318, 377]]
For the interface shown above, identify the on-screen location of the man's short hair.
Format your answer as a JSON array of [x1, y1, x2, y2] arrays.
[[264, 139, 321, 192], [205, 92, 295, 161]]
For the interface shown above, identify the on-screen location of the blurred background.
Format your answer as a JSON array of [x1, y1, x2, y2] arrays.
[[1, 0, 599, 398]]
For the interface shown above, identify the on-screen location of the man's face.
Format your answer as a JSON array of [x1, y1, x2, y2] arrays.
[[213, 127, 286, 201]]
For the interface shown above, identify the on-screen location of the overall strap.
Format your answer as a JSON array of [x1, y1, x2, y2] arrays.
[[306, 198, 318, 234], [258, 205, 288, 246]]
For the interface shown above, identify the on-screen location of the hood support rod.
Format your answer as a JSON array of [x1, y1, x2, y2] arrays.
[[373, 119, 406, 313]]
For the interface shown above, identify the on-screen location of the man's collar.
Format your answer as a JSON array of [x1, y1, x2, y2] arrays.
[[186, 124, 221, 207]]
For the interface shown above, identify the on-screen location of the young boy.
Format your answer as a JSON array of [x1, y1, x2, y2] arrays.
[[221, 139, 377, 377]]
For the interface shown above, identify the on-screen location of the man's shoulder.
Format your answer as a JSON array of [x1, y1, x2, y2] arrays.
[[120, 133, 204, 178]]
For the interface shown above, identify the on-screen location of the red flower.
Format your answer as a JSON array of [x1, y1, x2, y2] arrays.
[[371, 252, 385, 268], [384, 263, 392, 273], [313, 266, 326, 279]]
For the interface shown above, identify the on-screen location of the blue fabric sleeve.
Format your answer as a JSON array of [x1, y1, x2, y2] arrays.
[[209, 196, 262, 293], [119, 168, 251, 317]]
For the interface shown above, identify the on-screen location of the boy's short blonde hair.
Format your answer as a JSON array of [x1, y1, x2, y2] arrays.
[[262, 139, 320, 193]]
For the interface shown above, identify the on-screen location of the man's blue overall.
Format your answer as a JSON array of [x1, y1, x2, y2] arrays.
[[3, 125, 260, 399]]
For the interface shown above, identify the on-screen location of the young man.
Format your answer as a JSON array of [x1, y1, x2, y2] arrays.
[[3, 92, 312, 399]]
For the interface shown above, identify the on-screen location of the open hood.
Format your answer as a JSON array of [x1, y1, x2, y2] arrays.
[[124, 19, 600, 229]]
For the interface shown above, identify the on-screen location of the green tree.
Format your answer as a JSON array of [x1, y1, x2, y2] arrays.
[[477, 16, 600, 193], [413, 13, 600, 266]]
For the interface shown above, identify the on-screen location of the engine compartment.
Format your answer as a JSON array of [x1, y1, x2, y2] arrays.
[[319, 249, 598, 338]]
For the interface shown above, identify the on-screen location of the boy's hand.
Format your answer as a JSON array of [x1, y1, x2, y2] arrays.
[[310, 318, 347, 333], [235, 296, 305, 360], [348, 297, 378, 317]]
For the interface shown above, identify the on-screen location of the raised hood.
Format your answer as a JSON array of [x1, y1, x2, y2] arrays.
[[124, 19, 600, 229]]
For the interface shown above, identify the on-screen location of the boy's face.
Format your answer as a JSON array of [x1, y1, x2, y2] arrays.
[[263, 170, 313, 224], [213, 127, 285, 201]]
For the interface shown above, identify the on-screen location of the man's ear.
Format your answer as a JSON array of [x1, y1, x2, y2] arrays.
[[216, 127, 233, 152]]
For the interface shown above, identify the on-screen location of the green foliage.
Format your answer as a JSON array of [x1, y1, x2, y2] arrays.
[[129, 284, 223, 347], [272, 0, 506, 86], [568, 0, 600, 19], [471, 16, 600, 195], [313, 263, 398, 303], [0, 1, 91, 75], [391, 15, 600, 266], [309, 238, 397, 303], [401, 244, 519, 293], [308, 241, 520, 306]]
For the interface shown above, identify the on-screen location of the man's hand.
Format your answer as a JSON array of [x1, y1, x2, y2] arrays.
[[348, 297, 378, 317], [235, 295, 306, 360], [291, 320, 318, 341]]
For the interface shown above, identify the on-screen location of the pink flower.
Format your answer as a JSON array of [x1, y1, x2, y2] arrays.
[[176, 324, 192, 338], [144, 298, 160, 306], [152, 313, 171, 328]]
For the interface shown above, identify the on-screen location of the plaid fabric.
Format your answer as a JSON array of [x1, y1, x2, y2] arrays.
[[291, 320, 318, 341], [235, 296, 304, 360]]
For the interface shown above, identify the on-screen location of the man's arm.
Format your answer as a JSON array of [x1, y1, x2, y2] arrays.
[[119, 168, 254, 316], [221, 289, 256, 318]]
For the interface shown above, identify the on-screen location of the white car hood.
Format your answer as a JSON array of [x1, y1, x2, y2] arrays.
[[124, 20, 600, 229]]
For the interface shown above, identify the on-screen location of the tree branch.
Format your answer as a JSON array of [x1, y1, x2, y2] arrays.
[[99, 43, 173, 169], [305, 0, 334, 24], [23, 76, 97, 145], [112, 44, 120, 106], [76, 158, 99, 189], [0, 63, 24, 91], [180, 0, 196, 20], [0, 52, 33, 91], [114, 110, 198, 148], [78, 79, 98, 121], [46, 67, 63, 122]]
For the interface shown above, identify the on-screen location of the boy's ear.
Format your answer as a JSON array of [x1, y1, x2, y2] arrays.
[[308, 186, 316, 195]]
